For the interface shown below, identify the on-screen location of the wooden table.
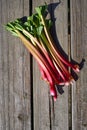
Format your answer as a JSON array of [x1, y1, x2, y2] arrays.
[[0, 0, 87, 130]]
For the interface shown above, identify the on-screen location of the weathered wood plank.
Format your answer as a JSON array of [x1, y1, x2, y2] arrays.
[[20, 1, 31, 129], [71, 0, 87, 130], [32, 0, 69, 130], [51, 0, 69, 130], [32, 1, 51, 130], [2, 0, 87, 130], [0, 0, 31, 130], [0, 1, 10, 129]]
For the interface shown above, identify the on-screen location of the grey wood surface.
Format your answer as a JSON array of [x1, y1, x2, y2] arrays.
[[32, 1, 51, 130], [0, 0, 86, 130], [50, 0, 69, 130], [0, 0, 31, 130], [32, 0, 69, 130], [71, 0, 87, 130]]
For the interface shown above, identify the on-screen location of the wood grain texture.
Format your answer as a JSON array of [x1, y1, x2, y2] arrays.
[[51, 0, 69, 130], [0, 0, 31, 130], [32, 0, 69, 130], [71, 0, 87, 130], [32, 1, 51, 130], [0, 0, 86, 130]]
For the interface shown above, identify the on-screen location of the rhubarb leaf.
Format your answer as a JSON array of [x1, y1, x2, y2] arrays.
[[36, 25, 43, 36], [35, 4, 47, 16]]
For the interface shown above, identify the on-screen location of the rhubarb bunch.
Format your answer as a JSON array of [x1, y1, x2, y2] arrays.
[[5, 4, 81, 101]]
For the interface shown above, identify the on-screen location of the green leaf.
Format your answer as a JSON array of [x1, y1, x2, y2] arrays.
[[7, 22, 15, 29], [5, 25, 13, 31], [35, 4, 48, 16], [15, 23, 23, 31], [11, 31, 18, 37], [36, 25, 43, 36], [32, 14, 40, 26], [4, 24, 18, 37]]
